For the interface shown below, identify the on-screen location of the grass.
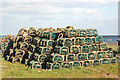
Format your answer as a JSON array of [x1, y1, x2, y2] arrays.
[[1, 42, 119, 78]]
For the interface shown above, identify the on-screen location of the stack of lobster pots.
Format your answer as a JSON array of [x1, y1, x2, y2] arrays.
[[2, 26, 118, 70]]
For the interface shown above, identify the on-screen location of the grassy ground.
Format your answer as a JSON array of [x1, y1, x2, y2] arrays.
[[0, 42, 119, 78]]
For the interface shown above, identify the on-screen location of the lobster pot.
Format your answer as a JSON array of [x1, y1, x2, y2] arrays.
[[91, 37, 96, 44], [69, 61, 81, 67], [57, 38, 73, 47], [74, 37, 84, 45], [86, 29, 92, 37], [28, 44, 36, 52], [100, 58, 110, 64], [95, 35, 103, 43], [37, 29, 43, 37], [86, 29, 98, 37], [96, 51, 104, 59], [104, 50, 113, 58], [46, 31, 62, 40], [15, 49, 25, 57], [50, 53, 64, 62], [40, 47, 52, 55], [42, 39, 54, 47], [23, 51, 33, 59], [28, 27, 37, 37], [110, 58, 118, 64], [69, 45, 80, 54], [38, 54, 47, 62], [83, 60, 92, 67], [81, 45, 90, 53], [89, 44, 99, 52], [100, 43, 109, 51], [88, 52, 95, 60], [42, 31, 48, 38], [46, 62, 61, 70], [79, 29, 87, 37], [63, 29, 76, 38], [17, 27, 28, 36], [20, 42, 29, 50], [34, 47, 42, 54], [66, 53, 76, 61], [77, 53, 87, 61], [62, 62, 71, 68], [54, 46, 69, 55], [30, 61, 42, 69], [33, 37, 42, 46], [93, 60, 100, 66], [15, 36, 24, 43], [24, 36, 32, 43], [84, 37, 92, 45], [33, 53, 40, 61]]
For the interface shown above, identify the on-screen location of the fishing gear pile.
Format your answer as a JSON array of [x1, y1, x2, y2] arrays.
[[2, 26, 118, 70]]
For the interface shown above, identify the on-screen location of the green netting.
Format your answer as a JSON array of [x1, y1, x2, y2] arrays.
[[105, 50, 113, 58], [110, 58, 118, 64], [33, 37, 41, 45], [62, 62, 71, 68], [90, 44, 98, 51], [33, 54, 39, 61], [79, 29, 87, 37], [54, 46, 69, 55], [84, 37, 92, 45], [42, 47, 51, 54], [88, 53, 95, 60], [32, 62, 41, 69], [24, 36, 32, 43], [72, 61, 80, 67], [28, 44, 36, 52], [58, 38, 73, 47], [81, 45, 89, 53], [42, 39, 54, 47], [52, 54, 64, 62], [38, 54, 46, 62], [75, 37, 84, 45], [101, 58, 110, 64], [51, 63, 61, 69], [34, 47, 42, 54], [100, 43, 108, 50], [46, 63, 60, 69], [69, 30, 76, 37], [77, 53, 87, 61], [20, 42, 29, 49], [97, 51, 104, 59], [86, 29, 98, 37], [60, 47, 69, 55], [66, 53, 76, 61], [83, 61, 91, 67], [86, 29, 91, 37], [64, 39, 73, 47], [70, 46, 79, 54], [93, 60, 100, 66], [38, 47, 51, 55], [28, 27, 37, 37], [95, 35, 103, 43]]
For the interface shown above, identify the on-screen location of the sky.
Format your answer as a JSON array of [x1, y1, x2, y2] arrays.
[[0, 0, 119, 35]]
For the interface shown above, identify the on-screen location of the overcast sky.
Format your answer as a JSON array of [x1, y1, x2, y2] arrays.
[[0, 0, 119, 35]]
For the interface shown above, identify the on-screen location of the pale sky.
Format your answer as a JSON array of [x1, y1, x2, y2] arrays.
[[0, 0, 119, 35]]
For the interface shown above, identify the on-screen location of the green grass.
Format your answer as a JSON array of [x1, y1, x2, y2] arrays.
[[107, 42, 118, 52], [1, 58, 118, 78], [1, 43, 119, 78]]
